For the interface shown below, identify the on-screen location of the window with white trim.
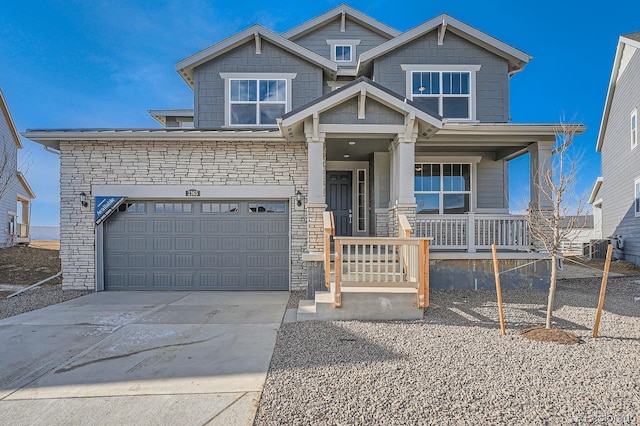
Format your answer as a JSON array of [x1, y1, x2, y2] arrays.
[[415, 163, 471, 214], [401, 65, 480, 120], [632, 108, 638, 149], [229, 79, 286, 126], [635, 177, 640, 217], [335, 45, 352, 62]]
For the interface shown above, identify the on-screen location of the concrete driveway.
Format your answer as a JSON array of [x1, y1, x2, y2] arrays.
[[0, 291, 289, 425]]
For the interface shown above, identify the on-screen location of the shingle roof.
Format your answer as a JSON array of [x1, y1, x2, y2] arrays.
[[622, 31, 640, 42]]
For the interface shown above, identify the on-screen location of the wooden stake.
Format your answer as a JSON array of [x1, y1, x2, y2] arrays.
[[491, 244, 506, 335], [592, 244, 613, 338]]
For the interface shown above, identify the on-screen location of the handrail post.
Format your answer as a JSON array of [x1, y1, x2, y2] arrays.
[[467, 212, 476, 253], [334, 238, 342, 308], [417, 239, 429, 308]]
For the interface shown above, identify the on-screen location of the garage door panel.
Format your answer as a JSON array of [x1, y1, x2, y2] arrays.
[[153, 254, 173, 267], [104, 200, 289, 291], [153, 237, 172, 250], [200, 238, 219, 251], [127, 220, 146, 233], [175, 220, 193, 233], [153, 220, 172, 233]]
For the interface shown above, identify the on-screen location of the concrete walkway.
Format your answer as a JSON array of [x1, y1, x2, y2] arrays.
[[0, 291, 289, 425]]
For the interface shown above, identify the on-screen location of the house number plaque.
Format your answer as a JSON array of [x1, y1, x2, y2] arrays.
[[185, 189, 201, 197]]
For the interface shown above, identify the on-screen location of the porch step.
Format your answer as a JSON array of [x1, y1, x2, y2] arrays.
[[296, 289, 424, 322]]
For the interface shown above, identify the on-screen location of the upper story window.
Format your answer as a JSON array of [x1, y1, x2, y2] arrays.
[[229, 79, 286, 125], [220, 73, 296, 127], [401, 65, 481, 121], [335, 45, 352, 62], [632, 108, 638, 149], [327, 39, 361, 66]]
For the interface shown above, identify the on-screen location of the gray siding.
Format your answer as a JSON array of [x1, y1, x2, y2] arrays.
[[600, 47, 640, 264], [373, 31, 510, 122], [0, 110, 19, 248], [293, 17, 390, 65], [193, 40, 323, 128], [319, 97, 404, 125], [476, 156, 508, 210]]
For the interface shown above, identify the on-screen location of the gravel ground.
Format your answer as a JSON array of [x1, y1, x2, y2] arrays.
[[255, 277, 640, 425], [0, 284, 91, 320]]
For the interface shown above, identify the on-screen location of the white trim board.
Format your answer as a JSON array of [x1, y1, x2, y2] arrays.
[[92, 185, 296, 199]]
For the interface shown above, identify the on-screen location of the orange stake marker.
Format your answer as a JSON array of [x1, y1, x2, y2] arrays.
[[491, 244, 506, 335], [593, 244, 613, 338]]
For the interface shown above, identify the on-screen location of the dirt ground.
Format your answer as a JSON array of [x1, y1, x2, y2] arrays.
[[0, 244, 61, 297], [563, 254, 640, 276]]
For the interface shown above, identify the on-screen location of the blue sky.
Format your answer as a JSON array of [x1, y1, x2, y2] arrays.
[[1, 1, 639, 226]]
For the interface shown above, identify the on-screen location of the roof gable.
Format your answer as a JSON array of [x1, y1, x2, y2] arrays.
[[596, 33, 640, 152], [176, 25, 338, 88], [358, 14, 531, 76], [282, 4, 400, 40], [0, 89, 23, 149], [17, 171, 35, 199], [278, 77, 442, 140]]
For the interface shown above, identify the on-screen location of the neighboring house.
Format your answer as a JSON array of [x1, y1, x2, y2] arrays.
[[591, 32, 640, 265], [25, 5, 572, 292], [558, 215, 595, 254], [0, 89, 35, 248]]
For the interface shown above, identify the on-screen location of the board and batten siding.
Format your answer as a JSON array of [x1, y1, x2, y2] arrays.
[[193, 40, 323, 128], [373, 31, 510, 123], [601, 46, 640, 264], [58, 140, 308, 291], [0, 112, 19, 248], [319, 97, 404, 125], [476, 157, 509, 210], [291, 17, 391, 64]]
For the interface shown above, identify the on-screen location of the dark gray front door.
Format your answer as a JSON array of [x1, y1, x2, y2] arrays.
[[103, 200, 289, 291], [326, 171, 352, 236]]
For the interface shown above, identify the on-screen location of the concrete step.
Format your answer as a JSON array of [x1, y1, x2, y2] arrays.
[[296, 289, 423, 322]]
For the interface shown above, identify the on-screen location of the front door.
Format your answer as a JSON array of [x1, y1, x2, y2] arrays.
[[326, 171, 352, 236]]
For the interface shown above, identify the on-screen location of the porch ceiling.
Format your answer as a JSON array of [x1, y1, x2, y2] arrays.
[[326, 138, 390, 161]]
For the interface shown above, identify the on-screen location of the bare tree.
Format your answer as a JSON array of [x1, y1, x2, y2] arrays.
[[527, 121, 588, 329]]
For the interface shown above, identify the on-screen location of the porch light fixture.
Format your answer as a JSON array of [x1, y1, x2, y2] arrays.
[[296, 190, 302, 206], [80, 192, 88, 207]]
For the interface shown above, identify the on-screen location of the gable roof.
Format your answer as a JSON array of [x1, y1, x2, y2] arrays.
[[281, 4, 400, 40], [0, 89, 23, 149], [176, 25, 338, 88], [596, 33, 640, 152], [16, 171, 35, 199], [588, 176, 603, 204], [278, 76, 442, 140], [358, 14, 532, 76]]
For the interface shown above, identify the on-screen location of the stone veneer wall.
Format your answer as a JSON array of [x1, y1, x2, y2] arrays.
[[59, 139, 308, 291], [388, 205, 416, 237], [306, 204, 327, 252], [375, 210, 390, 237]]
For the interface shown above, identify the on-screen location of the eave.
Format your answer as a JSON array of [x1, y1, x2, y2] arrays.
[[281, 4, 400, 40], [22, 128, 286, 151], [357, 14, 532, 77], [0, 89, 23, 149], [148, 109, 194, 126], [176, 25, 338, 88], [588, 177, 603, 205], [16, 171, 36, 199]]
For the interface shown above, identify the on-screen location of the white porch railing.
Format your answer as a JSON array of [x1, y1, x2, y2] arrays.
[[334, 237, 429, 308], [414, 213, 532, 252]]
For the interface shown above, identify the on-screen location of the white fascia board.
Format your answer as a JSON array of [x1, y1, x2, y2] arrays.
[[0, 90, 23, 149], [23, 129, 287, 151], [440, 122, 585, 137], [596, 38, 626, 152], [92, 184, 295, 199], [588, 177, 603, 205], [358, 14, 531, 74], [281, 5, 400, 40], [16, 171, 36, 199], [147, 109, 195, 127], [176, 25, 337, 87], [281, 80, 442, 129]]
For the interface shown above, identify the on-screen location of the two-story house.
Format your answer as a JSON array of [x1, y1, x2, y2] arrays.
[[590, 32, 640, 264], [1, 89, 35, 248], [25, 5, 568, 293]]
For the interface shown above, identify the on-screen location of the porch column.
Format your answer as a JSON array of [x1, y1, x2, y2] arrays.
[[528, 141, 554, 210], [306, 133, 326, 252], [388, 135, 417, 236]]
